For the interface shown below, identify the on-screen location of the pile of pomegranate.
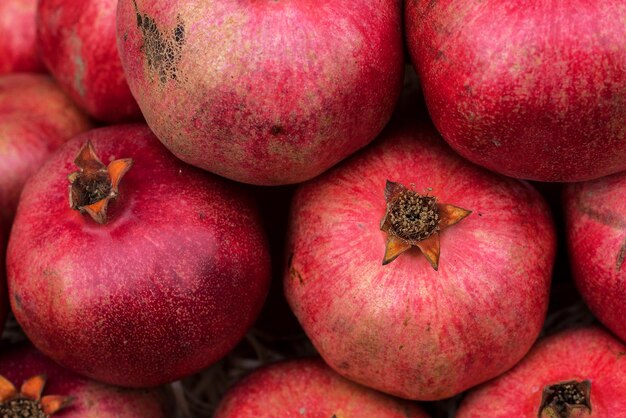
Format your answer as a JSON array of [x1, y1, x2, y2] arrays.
[[0, 0, 624, 416]]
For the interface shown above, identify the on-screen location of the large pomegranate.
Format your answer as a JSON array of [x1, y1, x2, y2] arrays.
[[564, 171, 626, 343], [456, 327, 626, 417], [285, 112, 556, 400], [405, 0, 626, 182], [0, 74, 92, 226], [214, 358, 429, 418], [0, 0, 44, 74], [116, 0, 404, 185], [37, 0, 142, 122], [0, 344, 168, 417], [7, 124, 271, 387]]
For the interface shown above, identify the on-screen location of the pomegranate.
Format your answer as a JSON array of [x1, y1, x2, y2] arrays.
[[6, 124, 271, 387], [37, 0, 142, 122], [405, 0, 626, 182], [456, 327, 626, 417], [213, 358, 429, 418], [0, 344, 168, 417], [0, 74, 92, 227], [564, 171, 626, 343], [285, 112, 556, 400], [0, 0, 45, 74], [116, 0, 404, 185]]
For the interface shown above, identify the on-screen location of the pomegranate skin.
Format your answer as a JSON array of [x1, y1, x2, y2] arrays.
[[285, 115, 556, 400], [0, 74, 92, 226], [213, 358, 429, 418], [116, 0, 404, 185], [37, 0, 142, 123], [0, 344, 169, 417], [457, 327, 626, 417], [0, 0, 45, 74], [405, 0, 626, 182], [6, 124, 271, 387], [564, 172, 626, 343]]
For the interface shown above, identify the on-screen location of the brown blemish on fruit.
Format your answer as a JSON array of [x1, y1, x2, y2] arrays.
[[269, 125, 284, 136], [539, 380, 591, 418], [617, 236, 626, 272], [289, 267, 304, 285], [132, 0, 185, 84]]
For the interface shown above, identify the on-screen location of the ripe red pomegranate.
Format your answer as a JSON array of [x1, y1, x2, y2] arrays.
[[285, 113, 556, 400], [564, 171, 626, 343], [0, 0, 45, 74], [213, 358, 429, 418], [37, 0, 142, 122], [7, 124, 271, 387], [0, 74, 92, 226], [0, 344, 168, 417], [456, 327, 626, 417], [405, 0, 626, 182], [116, 0, 404, 185]]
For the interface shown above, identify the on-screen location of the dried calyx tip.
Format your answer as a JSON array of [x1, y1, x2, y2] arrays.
[[0, 374, 73, 417], [68, 141, 133, 224], [539, 380, 591, 418]]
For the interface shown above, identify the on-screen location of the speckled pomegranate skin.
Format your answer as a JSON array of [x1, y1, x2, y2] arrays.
[[0, 344, 169, 417], [406, 0, 626, 182], [0, 74, 92, 226], [116, 0, 404, 185], [37, 0, 141, 122], [564, 172, 626, 343], [0, 0, 45, 74], [6, 124, 271, 387], [457, 327, 626, 417], [214, 358, 429, 418], [285, 114, 556, 400]]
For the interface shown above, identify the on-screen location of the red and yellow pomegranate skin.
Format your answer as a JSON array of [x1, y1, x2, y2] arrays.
[[285, 114, 556, 400], [213, 358, 429, 418], [0, 0, 45, 74], [564, 172, 626, 343], [7, 124, 271, 387], [37, 0, 142, 122], [0, 344, 169, 417], [116, 0, 404, 185], [406, 0, 626, 182], [0, 74, 92, 227], [457, 327, 626, 417]]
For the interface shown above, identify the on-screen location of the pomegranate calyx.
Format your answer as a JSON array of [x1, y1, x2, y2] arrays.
[[0, 374, 74, 417], [539, 380, 592, 418], [380, 180, 471, 269], [68, 141, 133, 224]]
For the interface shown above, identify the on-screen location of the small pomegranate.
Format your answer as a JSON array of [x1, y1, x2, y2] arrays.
[[0, 344, 168, 417], [7, 124, 271, 387], [564, 171, 626, 343], [456, 327, 626, 417], [0, 0, 45, 74], [116, 0, 404, 185], [285, 112, 556, 400], [37, 0, 142, 122], [213, 358, 429, 418], [0, 74, 92, 227], [405, 0, 626, 182]]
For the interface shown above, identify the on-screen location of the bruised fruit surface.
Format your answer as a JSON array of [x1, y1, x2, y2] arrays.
[[0, 0, 45, 74], [456, 327, 626, 417], [564, 172, 626, 344], [7, 124, 271, 387], [116, 0, 404, 185], [285, 112, 555, 400], [406, 0, 626, 182], [0, 74, 92, 227], [37, 0, 142, 122], [213, 358, 429, 418], [0, 344, 168, 417]]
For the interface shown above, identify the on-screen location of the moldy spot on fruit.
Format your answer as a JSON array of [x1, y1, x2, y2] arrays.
[[539, 380, 591, 418], [380, 180, 471, 269], [0, 374, 73, 417], [132, 0, 185, 84]]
